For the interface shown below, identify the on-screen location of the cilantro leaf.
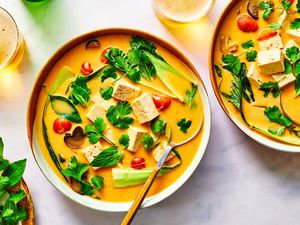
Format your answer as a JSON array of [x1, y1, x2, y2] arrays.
[[100, 86, 113, 100], [141, 134, 155, 151], [184, 83, 198, 109], [70, 76, 91, 107], [290, 18, 300, 30], [91, 176, 104, 190], [118, 134, 129, 148], [62, 157, 89, 181], [177, 119, 192, 133], [150, 118, 166, 134], [100, 67, 118, 83], [241, 40, 254, 49], [259, 81, 280, 98], [282, 0, 292, 11], [90, 146, 124, 167], [84, 117, 109, 144], [80, 181, 94, 196], [214, 64, 222, 77], [285, 46, 300, 64], [268, 127, 285, 136], [284, 59, 293, 74], [264, 106, 293, 127], [246, 50, 257, 62], [222, 54, 241, 76], [258, 1, 273, 19], [106, 102, 134, 129]]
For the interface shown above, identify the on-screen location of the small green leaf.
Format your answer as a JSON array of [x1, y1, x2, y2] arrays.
[[106, 102, 134, 129], [269, 23, 282, 30], [285, 46, 300, 64], [70, 76, 91, 107], [177, 119, 192, 133], [268, 127, 285, 136], [264, 106, 293, 127], [290, 18, 300, 30], [214, 64, 222, 77], [100, 86, 114, 100], [8, 191, 27, 204], [80, 182, 94, 195], [90, 146, 124, 167], [91, 176, 104, 190], [259, 81, 280, 98], [222, 54, 241, 76], [246, 50, 257, 62], [184, 83, 198, 109], [241, 40, 254, 49], [119, 134, 129, 148], [150, 118, 166, 134], [141, 135, 154, 151], [282, 0, 292, 11], [62, 157, 89, 181], [100, 67, 118, 83], [3, 159, 26, 187], [284, 59, 293, 74]]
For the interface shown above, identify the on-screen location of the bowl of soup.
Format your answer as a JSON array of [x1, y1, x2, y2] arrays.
[[210, 0, 300, 152], [27, 28, 211, 211]]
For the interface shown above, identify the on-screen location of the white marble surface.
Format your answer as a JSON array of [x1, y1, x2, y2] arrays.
[[0, 0, 300, 224]]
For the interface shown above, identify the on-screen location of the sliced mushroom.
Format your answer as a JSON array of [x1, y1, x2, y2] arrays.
[[64, 126, 86, 149], [70, 178, 82, 194], [85, 39, 100, 49], [247, 0, 258, 20], [219, 35, 239, 53]]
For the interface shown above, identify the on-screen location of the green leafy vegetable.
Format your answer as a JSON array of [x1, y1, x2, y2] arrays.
[[282, 0, 292, 11], [268, 127, 285, 136], [241, 40, 254, 49], [246, 50, 257, 62], [297, 0, 300, 13], [214, 64, 222, 77], [62, 157, 89, 181], [259, 81, 280, 98], [285, 46, 300, 64], [49, 95, 82, 123], [295, 62, 300, 96], [84, 117, 111, 144], [222, 54, 241, 76], [106, 102, 134, 129], [91, 176, 104, 190], [100, 86, 113, 100], [90, 146, 124, 167], [177, 119, 192, 133], [269, 23, 282, 30], [118, 134, 129, 148], [290, 18, 300, 30], [264, 106, 293, 127], [69, 76, 91, 107], [285, 47, 300, 95], [284, 59, 293, 74], [141, 135, 155, 151], [100, 66, 118, 83], [184, 83, 198, 109], [150, 118, 166, 135], [3, 160, 26, 187], [258, 1, 273, 19], [80, 182, 94, 196]]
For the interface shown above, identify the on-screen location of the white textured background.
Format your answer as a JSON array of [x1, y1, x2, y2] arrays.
[[0, 0, 300, 224]]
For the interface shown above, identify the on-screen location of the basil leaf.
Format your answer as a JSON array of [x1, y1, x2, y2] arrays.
[[8, 191, 27, 204], [80, 182, 94, 196], [49, 95, 82, 123], [70, 76, 91, 107], [91, 176, 104, 190], [62, 157, 89, 181], [3, 159, 26, 187], [150, 118, 166, 134], [118, 134, 129, 148], [241, 40, 254, 49], [90, 146, 124, 167]]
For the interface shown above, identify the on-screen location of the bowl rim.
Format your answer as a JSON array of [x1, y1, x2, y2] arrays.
[[26, 28, 212, 212], [209, 0, 300, 153]]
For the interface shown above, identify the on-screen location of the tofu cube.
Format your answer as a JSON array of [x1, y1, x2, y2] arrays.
[[103, 127, 114, 143], [82, 142, 103, 164], [127, 127, 147, 152], [87, 104, 106, 122], [247, 64, 263, 85], [278, 10, 288, 26], [153, 141, 175, 163], [287, 29, 300, 44], [283, 40, 299, 60], [257, 49, 285, 75], [112, 80, 141, 101], [258, 34, 283, 50], [92, 93, 116, 111], [131, 93, 159, 124], [272, 73, 296, 88]]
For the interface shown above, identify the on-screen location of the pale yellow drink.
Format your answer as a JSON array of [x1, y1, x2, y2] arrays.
[[153, 0, 215, 23], [0, 7, 24, 72]]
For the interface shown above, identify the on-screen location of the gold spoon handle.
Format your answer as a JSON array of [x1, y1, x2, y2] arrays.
[[121, 166, 161, 225]]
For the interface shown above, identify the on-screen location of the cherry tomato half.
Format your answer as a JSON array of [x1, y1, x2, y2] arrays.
[[131, 157, 146, 169], [237, 15, 258, 33], [53, 118, 72, 134], [152, 94, 171, 111], [81, 62, 93, 75], [101, 47, 112, 64]]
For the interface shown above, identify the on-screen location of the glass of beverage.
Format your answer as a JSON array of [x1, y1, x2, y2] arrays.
[[152, 0, 215, 24], [0, 7, 24, 73]]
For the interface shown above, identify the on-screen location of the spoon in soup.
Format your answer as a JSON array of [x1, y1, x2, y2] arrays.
[[121, 118, 204, 225]]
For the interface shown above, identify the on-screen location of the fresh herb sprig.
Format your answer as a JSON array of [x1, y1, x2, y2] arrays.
[[264, 106, 293, 127], [258, 1, 274, 20], [84, 117, 112, 144], [259, 81, 280, 98], [285, 46, 300, 95], [177, 119, 192, 133], [106, 102, 134, 129]]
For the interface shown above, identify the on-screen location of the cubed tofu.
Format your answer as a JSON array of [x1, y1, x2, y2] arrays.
[[103, 127, 114, 143], [278, 10, 288, 26], [247, 64, 263, 85], [153, 141, 175, 163], [283, 39, 299, 59], [112, 80, 141, 101], [87, 104, 106, 122], [287, 29, 300, 44], [92, 93, 116, 110], [82, 142, 103, 164], [258, 34, 283, 50], [127, 127, 147, 152], [257, 49, 285, 75], [131, 93, 159, 124], [272, 73, 296, 88]]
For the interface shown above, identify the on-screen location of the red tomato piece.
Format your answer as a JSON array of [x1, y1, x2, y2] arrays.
[[131, 157, 146, 169], [152, 94, 171, 111], [53, 118, 72, 134], [257, 30, 278, 41], [237, 15, 258, 33], [81, 62, 93, 75], [101, 47, 112, 64], [288, 0, 294, 3]]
